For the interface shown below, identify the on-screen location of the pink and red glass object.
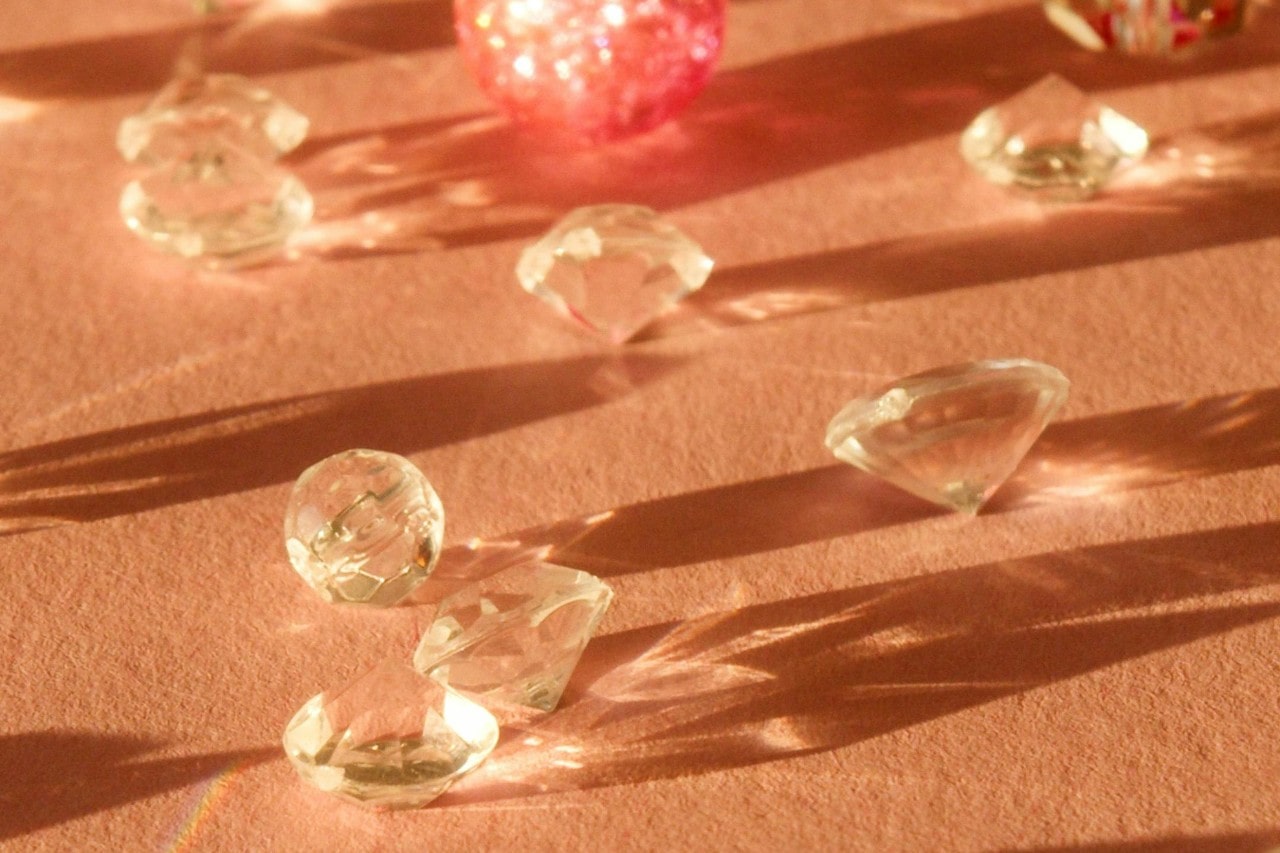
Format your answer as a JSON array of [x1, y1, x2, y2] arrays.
[[454, 0, 726, 144], [1042, 0, 1249, 56]]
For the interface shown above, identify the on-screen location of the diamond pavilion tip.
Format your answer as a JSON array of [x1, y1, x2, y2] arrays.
[[413, 562, 614, 718], [516, 205, 714, 344], [961, 75, 1149, 202], [824, 359, 1070, 515]]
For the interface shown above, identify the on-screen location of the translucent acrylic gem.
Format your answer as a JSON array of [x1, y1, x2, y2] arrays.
[[454, 0, 726, 144], [117, 73, 313, 266], [412, 562, 613, 714], [1043, 0, 1249, 56], [961, 75, 1149, 202], [282, 660, 499, 809], [117, 74, 309, 166], [824, 359, 1070, 515], [284, 449, 445, 607], [516, 205, 714, 343]]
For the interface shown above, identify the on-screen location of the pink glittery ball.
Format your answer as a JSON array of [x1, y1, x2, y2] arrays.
[[453, 0, 726, 144]]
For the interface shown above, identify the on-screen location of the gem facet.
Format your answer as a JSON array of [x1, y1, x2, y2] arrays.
[[117, 74, 313, 266], [961, 75, 1149, 202], [453, 0, 726, 143], [517, 205, 714, 343], [282, 660, 499, 809], [1043, 0, 1249, 56], [412, 562, 613, 714], [824, 359, 1070, 514], [285, 450, 445, 607]]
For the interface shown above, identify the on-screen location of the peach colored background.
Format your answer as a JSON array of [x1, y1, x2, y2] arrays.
[[3, 1, 1280, 850]]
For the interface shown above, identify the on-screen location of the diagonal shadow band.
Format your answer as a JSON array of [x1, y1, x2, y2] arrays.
[[1026, 829, 1280, 852], [0, 352, 683, 531], [441, 521, 1280, 805], [467, 386, 1280, 577], [0, 0, 455, 102], [0, 731, 275, 842], [288, 4, 1280, 261], [645, 132, 1280, 337]]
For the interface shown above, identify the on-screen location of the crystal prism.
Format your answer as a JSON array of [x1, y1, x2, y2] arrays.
[[282, 660, 498, 809], [961, 75, 1148, 202], [285, 449, 445, 607], [824, 359, 1070, 514], [117, 73, 312, 266], [1043, 0, 1249, 56], [412, 562, 613, 714], [516, 205, 714, 344]]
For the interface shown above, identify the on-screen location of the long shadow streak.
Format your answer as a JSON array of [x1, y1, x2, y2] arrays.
[[0, 353, 680, 530], [643, 110, 1280, 336], [0, 0, 455, 101], [463, 386, 1280, 577], [0, 731, 275, 842], [440, 522, 1280, 804], [996, 385, 1280, 510]]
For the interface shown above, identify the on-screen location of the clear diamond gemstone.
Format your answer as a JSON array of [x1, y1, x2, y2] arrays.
[[117, 74, 309, 165], [282, 660, 498, 809], [824, 359, 1070, 514], [516, 205, 714, 344], [1043, 0, 1249, 56], [284, 450, 444, 607], [412, 562, 613, 715], [119, 160, 313, 266], [961, 75, 1149, 202], [117, 74, 312, 266]]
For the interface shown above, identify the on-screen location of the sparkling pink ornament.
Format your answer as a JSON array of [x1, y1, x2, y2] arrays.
[[453, 0, 726, 144]]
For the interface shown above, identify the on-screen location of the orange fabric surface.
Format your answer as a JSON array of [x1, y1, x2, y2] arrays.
[[3, 1, 1280, 850]]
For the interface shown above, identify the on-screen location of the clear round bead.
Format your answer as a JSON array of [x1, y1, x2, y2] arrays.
[[284, 449, 444, 607]]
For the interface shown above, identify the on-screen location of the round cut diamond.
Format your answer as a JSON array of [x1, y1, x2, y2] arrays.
[[825, 359, 1070, 514], [283, 660, 498, 809], [961, 75, 1148, 202], [517, 205, 714, 343], [285, 449, 445, 607], [413, 562, 613, 716]]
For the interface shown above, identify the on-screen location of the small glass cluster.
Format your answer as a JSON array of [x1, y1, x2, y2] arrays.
[[281, 449, 613, 809]]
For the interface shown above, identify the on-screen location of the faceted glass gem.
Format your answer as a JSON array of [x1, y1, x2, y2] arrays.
[[960, 75, 1149, 202], [1043, 0, 1249, 56], [453, 0, 726, 144], [117, 73, 312, 266], [117, 74, 309, 166], [282, 660, 499, 809], [412, 562, 613, 714], [824, 359, 1070, 515], [119, 162, 313, 267], [284, 449, 445, 607], [516, 205, 714, 343]]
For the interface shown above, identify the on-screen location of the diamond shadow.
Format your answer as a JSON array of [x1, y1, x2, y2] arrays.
[[438, 522, 1280, 805], [0, 353, 683, 533]]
